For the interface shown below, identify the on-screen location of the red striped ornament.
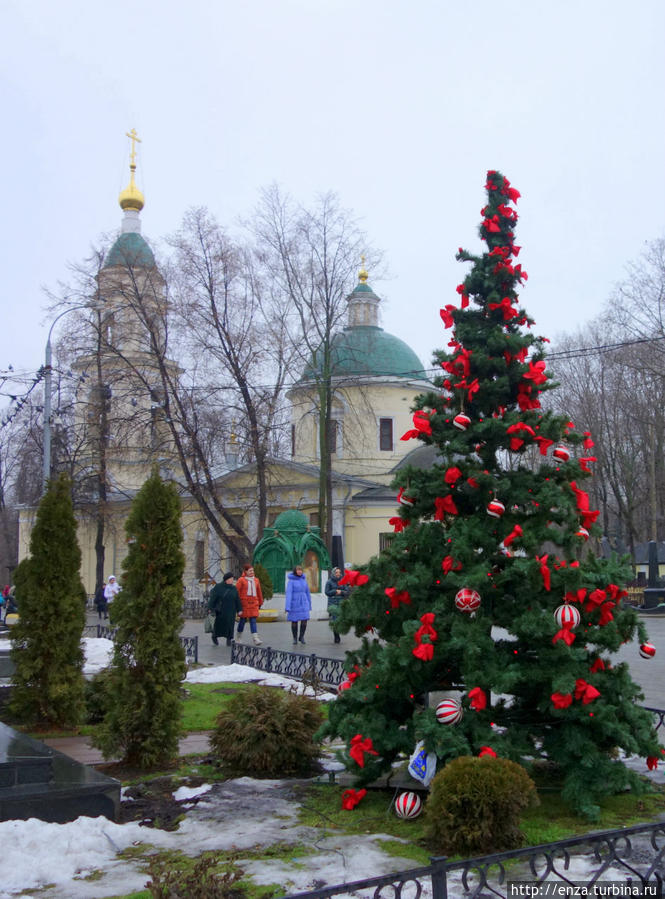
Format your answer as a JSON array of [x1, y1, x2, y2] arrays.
[[395, 791, 423, 819], [554, 603, 580, 629], [455, 588, 481, 613], [552, 445, 570, 463], [640, 642, 656, 659], [453, 413, 471, 431], [487, 500, 505, 518], [436, 698, 463, 725]]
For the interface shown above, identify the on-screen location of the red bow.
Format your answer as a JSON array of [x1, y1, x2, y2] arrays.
[[440, 305, 457, 329], [564, 589, 587, 605], [489, 297, 519, 321], [647, 756, 660, 771], [502, 524, 523, 548], [385, 587, 411, 609], [607, 584, 628, 602], [349, 734, 378, 767], [570, 481, 600, 529], [522, 360, 547, 386], [456, 284, 470, 308], [434, 495, 458, 519], [478, 746, 497, 758], [517, 383, 541, 411], [444, 466, 463, 485], [598, 603, 615, 626], [442, 555, 463, 575], [552, 627, 576, 646], [536, 555, 551, 591], [583, 432, 595, 449], [574, 679, 600, 704], [534, 436, 554, 455], [413, 642, 434, 661], [339, 570, 369, 587], [589, 657, 606, 674], [579, 456, 597, 473], [506, 422, 535, 451], [401, 410, 433, 441], [551, 692, 573, 709], [585, 589, 607, 610], [341, 788, 367, 810], [388, 516, 409, 533], [468, 687, 487, 710]]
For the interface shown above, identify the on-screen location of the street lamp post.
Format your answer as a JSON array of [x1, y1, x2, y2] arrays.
[[42, 304, 91, 492]]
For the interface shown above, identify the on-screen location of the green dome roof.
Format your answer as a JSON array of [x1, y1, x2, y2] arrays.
[[273, 509, 309, 533], [104, 232, 155, 269], [301, 326, 427, 382]]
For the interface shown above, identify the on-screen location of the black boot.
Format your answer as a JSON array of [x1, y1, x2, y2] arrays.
[[212, 635, 219, 645], [334, 631, 341, 644], [291, 623, 298, 645], [299, 622, 307, 645]]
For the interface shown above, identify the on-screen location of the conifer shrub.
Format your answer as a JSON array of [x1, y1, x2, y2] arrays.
[[424, 756, 538, 856], [9, 474, 86, 728], [253, 562, 274, 601], [93, 468, 186, 768], [210, 687, 324, 777], [85, 670, 111, 724]]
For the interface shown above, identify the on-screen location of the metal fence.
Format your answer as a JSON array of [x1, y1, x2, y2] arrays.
[[284, 821, 665, 898], [230, 641, 346, 688], [85, 624, 199, 665]]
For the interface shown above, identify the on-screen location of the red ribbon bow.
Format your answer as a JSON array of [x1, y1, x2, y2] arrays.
[[339, 570, 369, 587], [413, 612, 437, 660], [388, 516, 409, 533], [534, 436, 554, 455], [535, 555, 551, 591], [502, 524, 523, 548], [384, 587, 411, 609], [551, 692, 573, 709], [341, 788, 367, 810], [489, 296, 519, 321], [589, 657, 606, 674], [434, 495, 458, 519], [522, 360, 547, 386], [468, 687, 487, 710], [442, 555, 463, 575], [349, 734, 378, 767], [552, 627, 576, 646], [574, 679, 600, 704], [444, 466, 463, 485], [440, 305, 457, 329], [401, 410, 433, 441], [478, 746, 497, 758]]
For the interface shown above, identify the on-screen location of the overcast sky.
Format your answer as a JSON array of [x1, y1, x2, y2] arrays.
[[2, 0, 664, 402]]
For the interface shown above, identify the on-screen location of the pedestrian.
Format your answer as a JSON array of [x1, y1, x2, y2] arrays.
[[236, 564, 264, 645], [95, 582, 108, 620], [325, 567, 350, 643], [104, 575, 121, 611], [286, 564, 312, 645], [207, 572, 241, 646]]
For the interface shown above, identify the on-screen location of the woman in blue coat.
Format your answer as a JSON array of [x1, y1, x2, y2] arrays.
[[285, 564, 312, 645]]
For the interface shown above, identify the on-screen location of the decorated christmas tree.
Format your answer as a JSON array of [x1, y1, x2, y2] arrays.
[[324, 171, 662, 819]]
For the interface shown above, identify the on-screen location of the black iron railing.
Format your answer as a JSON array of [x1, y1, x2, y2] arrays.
[[284, 821, 665, 898], [230, 641, 346, 688], [86, 625, 198, 665]]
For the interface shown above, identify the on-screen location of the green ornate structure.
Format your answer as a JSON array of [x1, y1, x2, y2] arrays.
[[253, 510, 331, 594]]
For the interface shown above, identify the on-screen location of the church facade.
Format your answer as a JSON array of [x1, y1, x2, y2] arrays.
[[18, 140, 431, 597]]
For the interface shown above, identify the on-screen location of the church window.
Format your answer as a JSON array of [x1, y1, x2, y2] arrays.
[[328, 418, 339, 454], [194, 539, 205, 579], [379, 418, 394, 451]]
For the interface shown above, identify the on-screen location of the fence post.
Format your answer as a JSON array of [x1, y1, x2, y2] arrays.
[[429, 856, 449, 899], [266, 647, 272, 673]]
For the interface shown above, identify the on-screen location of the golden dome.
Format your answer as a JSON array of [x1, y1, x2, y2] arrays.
[[119, 128, 145, 212], [358, 255, 369, 283]]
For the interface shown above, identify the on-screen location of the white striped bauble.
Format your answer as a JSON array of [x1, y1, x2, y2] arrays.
[[640, 642, 656, 659], [453, 413, 471, 431], [395, 791, 423, 819], [554, 603, 580, 629], [552, 445, 570, 463], [487, 499, 506, 518], [436, 698, 463, 725], [455, 588, 481, 613]]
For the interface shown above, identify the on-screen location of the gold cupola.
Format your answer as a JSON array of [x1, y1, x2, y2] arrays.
[[118, 128, 145, 212]]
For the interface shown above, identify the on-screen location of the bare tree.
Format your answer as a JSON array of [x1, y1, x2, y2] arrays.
[[249, 186, 379, 548]]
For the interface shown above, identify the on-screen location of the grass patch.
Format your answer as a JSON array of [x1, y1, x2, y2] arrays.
[[180, 681, 249, 732]]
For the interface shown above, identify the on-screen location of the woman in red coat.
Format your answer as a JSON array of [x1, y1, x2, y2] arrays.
[[236, 564, 264, 645]]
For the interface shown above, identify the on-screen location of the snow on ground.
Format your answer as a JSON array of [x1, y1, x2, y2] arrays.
[[82, 637, 114, 674], [186, 662, 337, 700]]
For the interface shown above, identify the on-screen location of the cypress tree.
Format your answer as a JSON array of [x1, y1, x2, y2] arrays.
[[324, 171, 662, 820], [94, 468, 186, 767], [10, 473, 86, 727]]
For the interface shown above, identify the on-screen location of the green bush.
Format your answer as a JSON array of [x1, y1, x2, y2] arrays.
[[85, 670, 112, 724], [210, 687, 324, 777], [253, 562, 274, 601], [424, 756, 538, 856]]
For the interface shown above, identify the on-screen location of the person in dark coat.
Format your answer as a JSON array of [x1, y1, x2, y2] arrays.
[[95, 582, 108, 620], [285, 564, 312, 645], [208, 572, 242, 646], [325, 567, 350, 643]]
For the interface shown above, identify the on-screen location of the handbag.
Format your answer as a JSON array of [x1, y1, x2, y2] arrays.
[[204, 612, 215, 634]]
